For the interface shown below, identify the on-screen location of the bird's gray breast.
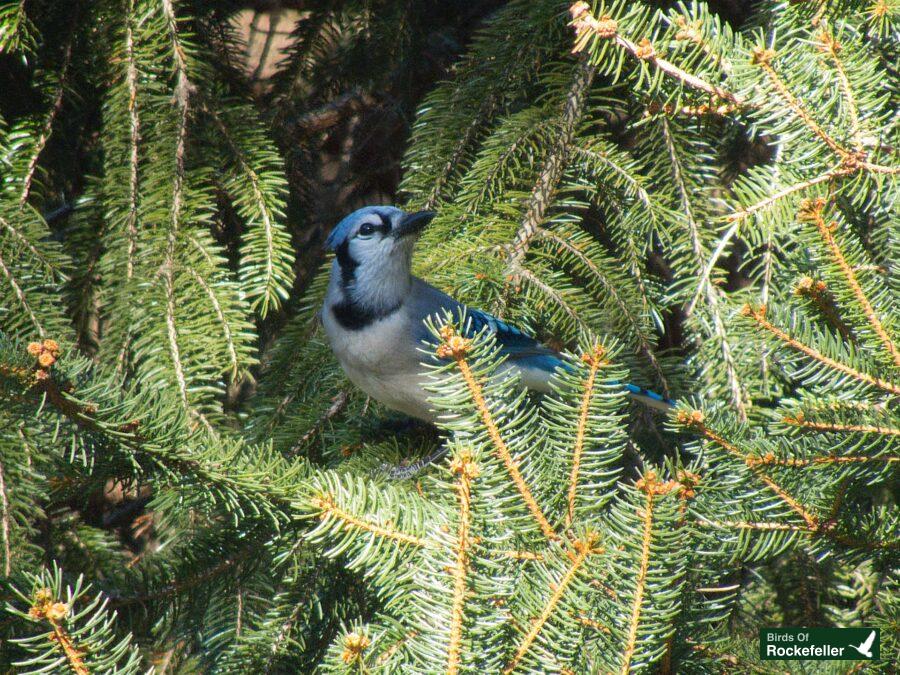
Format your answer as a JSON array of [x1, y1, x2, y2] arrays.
[[322, 301, 436, 420]]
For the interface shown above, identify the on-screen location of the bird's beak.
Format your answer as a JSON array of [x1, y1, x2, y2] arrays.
[[395, 210, 436, 239]]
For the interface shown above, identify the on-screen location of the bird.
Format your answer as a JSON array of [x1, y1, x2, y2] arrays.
[[850, 630, 876, 659], [320, 205, 674, 424]]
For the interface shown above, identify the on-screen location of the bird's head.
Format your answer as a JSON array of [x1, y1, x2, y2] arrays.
[[326, 206, 436, 307]]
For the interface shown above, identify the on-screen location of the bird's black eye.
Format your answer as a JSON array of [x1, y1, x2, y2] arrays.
[[357, 222, 377, 238]]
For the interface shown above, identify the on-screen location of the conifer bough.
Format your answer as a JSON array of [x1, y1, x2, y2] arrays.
[[1, 0, 898, 671]]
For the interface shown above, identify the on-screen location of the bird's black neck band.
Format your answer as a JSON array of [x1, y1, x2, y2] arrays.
[[331, 298, 401, 330]]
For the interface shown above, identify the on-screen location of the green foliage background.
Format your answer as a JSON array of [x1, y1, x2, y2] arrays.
[[0, 0, 897, 672]]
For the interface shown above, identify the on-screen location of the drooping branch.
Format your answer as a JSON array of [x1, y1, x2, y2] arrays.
[[537, 229, 670, 393], [425, 92, 500, 210], [0, 460, 9, 577], [0, 250, 45, 336], [20, 38, 73, 207], [0, 214, 64, 277], [160, 0, 193, 411], [662, 116, 746, 417], [510, 265, 586, 330], [508, 58, 595, 262], [124, 0, 140, 282], [204, 103, 282, 314]]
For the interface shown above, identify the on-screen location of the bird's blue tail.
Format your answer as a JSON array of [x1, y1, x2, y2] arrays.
[[619, 382, 675, 412], [516, 355, 675, 411]]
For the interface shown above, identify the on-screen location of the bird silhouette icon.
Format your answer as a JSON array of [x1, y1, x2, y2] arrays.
[[850, 630, 876, 658]]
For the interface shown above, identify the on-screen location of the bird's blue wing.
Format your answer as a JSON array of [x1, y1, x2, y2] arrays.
[[448, 309, 676, 408], [463, 308, 563, 370], [408, 280, 674, 408]]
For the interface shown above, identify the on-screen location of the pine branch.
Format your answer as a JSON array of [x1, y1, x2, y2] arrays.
[[6, 564, 143, 673], [0, 0, 36, 54], [1, 342, 296, 515], [569, 2, 742, 105], [424, 91, 501, 210], [677, 410, 819, 529], [498, 550, 544, 562], [794, 276, 855, 340], [0, 213, 64, 276], [436, 325, 559, 543], [308, 493, 438, 550], [745, 452, 898, 467], [659, 117, 744, 416], [163, 131, 190, 411], [725, 166, 853, 223], [446, 450, 479, 675], [503, 537, 594, 674], [158, 0, 196, 415], [575, 613, 610, 635], [619, 473, 675, 674], [19, 37, 73, 207], [566, 345, 605, 529], [782, 415, 900, 437], [0, 250, 45, 336], [204, 101, 292, 316], [741, 305, 900, 396], [111, 547, 251, 608], [750, 46, 898, 175], [816, 28, 863, 150], [536, 229, 670, 393], [124, 0, 140, 282], [799, 198, 900, 368], [31, 601, 90, 675], [696, 519, 811, 532], [186, 266, 240, 377], [508, 58, 595, 261]]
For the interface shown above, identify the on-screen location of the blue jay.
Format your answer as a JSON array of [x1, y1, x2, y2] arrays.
[[321, 206, 673, 423]]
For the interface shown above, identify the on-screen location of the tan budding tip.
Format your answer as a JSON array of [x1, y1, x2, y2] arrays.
[[750, 46, 776, 65], [634, 38, 656, 59], [675, 409, 706, 429]]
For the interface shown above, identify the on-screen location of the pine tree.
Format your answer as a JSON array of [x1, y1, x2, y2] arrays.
[[1, 0, 898, 672]]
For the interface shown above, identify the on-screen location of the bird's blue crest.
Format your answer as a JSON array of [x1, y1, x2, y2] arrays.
[[326, 206, 405, 250]]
